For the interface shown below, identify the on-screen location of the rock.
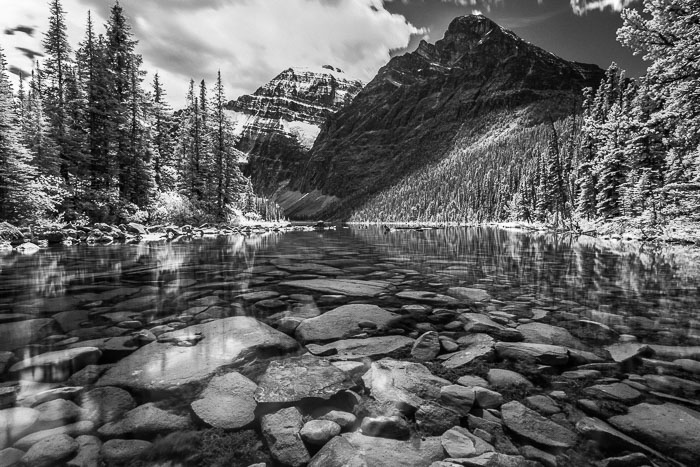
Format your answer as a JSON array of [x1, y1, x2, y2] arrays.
[[33, 399, 82, 431], [13, 421, 94, 451], [67, 435, 101, 467], [98, 402, 192, 438], [501, 401, 577, 448], [97, 317, 298, 395], [125, 223, 147, 235], [396, 291, 458, 306], [516, 322, 584, 349], [360, 416, 410, 440], [451, 452, 541, 466], [495, 342, 569, 366], [599, 453, 651, 467], [0, 319, 57, 352], [487, 369, 533, 390], [100, 439, 151, 463], [473, 387, 503, 409], [415, 402, 461, 435], [524, 395, 560, 416], [520, 444, 557, 467], [412, 331, 441, 360], [457, 375, 489, 388], [261, 407, 310, 467], [440, 385, 475, 416], [576, 416, 670, 462], [569, 320, 618, 342], [0, 222, 23, 244], [441, 426, 478, 458], [9, 347, 101, 383], [0, 407, 39, 450], [583, 383, 643, 403], [362, 359, 450, 411], [343, 432, 444, 467], [307, 336, 414, 360], [237, 290, 280, 302], [52, 310, 90, 333], [447, 287, 491, 302], [308, 436, 367, 466], [605, 343, 653, 362], [295, 304, 398, 343], [642, 374, 700, 397], [0, 386, 18, 410], [0, 447, 24, 467], [301, 420, 342, 445], [462, 314, 507, 335], [443, 334, 495, 369], [255, 355, 354, 403], [315, 409, 356, 429], [280, 279, 390, 297], [675, 358, 700, 374], [66, 365, 111, 386], [608, 402, 700, 465], [78, 387, 135, 425], [20, 434, 78, 467], [191, 372, 257, 429], [331, 361, 367, 380], [255, 298, 288, 312]]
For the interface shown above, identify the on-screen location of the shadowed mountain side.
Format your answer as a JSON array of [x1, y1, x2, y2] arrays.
[[278, 15, 604, 219]]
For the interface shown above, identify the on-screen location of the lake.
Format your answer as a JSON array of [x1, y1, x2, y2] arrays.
[[1, 226, 699, 466]]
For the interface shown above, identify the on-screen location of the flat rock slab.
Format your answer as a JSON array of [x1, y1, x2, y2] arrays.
[[396, 291, 459, 305], [191, 372, 257, 429], [501, 400, 577, 449], [10, 347, 101, 383], [21, 433, 78, 467], [447, 287, 491, 302], [495, 342, 569, 366], [362, 359, 450, 411], [609, 402, 700, 465], [307, 336, 414, 360], [576, 416, 671, 463], [584, 383, 643, 403], [261, 407, 310, 467], [255, 355, 354, 403], [97, 317, 298, 394], [342, 432, 444, 467], [443, 334, 495, 369], [0, 319, 56, 352], [308, 436, 367, 467], [517, 322, 584, 349], [280, 279, 390, 297], [295, 304, 398, 344], [606, 343, 653, 362]]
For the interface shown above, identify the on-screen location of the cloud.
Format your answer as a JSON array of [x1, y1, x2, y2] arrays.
[[568, 0, 638, 15], [0, 0, 423, 107]]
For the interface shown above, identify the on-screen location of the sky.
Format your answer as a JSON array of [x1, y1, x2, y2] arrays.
[[0, 0, 646, 107]]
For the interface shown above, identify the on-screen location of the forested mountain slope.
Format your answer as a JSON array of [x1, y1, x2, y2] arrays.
[[277, 15, 604, 220]]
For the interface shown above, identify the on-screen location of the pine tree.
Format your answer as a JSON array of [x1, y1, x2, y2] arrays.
[[151, 73, 175, 191], [42, 0, 73, 183]]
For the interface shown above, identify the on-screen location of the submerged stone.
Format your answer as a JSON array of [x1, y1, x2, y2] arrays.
[[295, 304, 398, 343], [191, 372, 257, 429]]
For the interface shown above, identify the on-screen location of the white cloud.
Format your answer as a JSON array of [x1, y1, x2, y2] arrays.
[[569, 0, 638, 15], [0, 0, 423, 106]]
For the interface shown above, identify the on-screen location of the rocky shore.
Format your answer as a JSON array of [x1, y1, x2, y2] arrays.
[[1, 247, 700, 467]]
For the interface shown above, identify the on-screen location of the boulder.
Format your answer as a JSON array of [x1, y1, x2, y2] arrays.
[[396, 291, 458, 306], [98, 403, 192, 438], [440, 385, 475, 416], [9, 347, 101, 383], [441, 426, 495, 458], [0, 447, 24, 467], [362, 359, 450, 411], [67, 435, 101, 467], [20, 434, 78, 467], [473, 387, 503, 409], [501, 401, 577, 449], [517, 322, 584, 349], [487, 369, 533, 390], [569, 320, 618, 342], [191, 372, 257, 429], [446, 287, 491, 302], [576, 416, 670, 462], [97, 317, 298, 395], [100, 439, 151, 463], [583, 383, 643, 403], [608, 403, 700, 465], [300, 420, 342, 445], [255, 355, 354, 403], [343, 432, 444, 467], [295, 304, 398, 343], [415, 402, 461, 435], [33, 399, 82, 431], [308, 436, 367, 467], [605, 343, 653, 363], [261, 407, 310, 467], [13, 421, 95, 451]]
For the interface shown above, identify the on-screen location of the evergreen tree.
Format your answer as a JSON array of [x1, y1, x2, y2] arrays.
[[151, 73, 175, 191]]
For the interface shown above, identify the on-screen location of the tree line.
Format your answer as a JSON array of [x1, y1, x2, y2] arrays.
[[0, 0, 263, 226]]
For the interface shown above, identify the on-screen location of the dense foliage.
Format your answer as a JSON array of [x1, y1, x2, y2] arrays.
[[352, 0, 700, 229], [0, 1, 267, 225]]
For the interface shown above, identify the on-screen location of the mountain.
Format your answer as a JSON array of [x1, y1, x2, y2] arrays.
[[225, 65, 364, 192], [275, 15, 605, 219]]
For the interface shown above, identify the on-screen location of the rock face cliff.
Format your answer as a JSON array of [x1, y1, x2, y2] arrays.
[[225, 66, 364, 192], [280, 15, 605, 219]]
